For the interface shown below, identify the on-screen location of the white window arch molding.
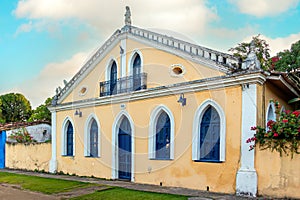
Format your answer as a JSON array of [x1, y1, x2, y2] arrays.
[[61, 116, 75, 156], [105, 57, 119, 81], [148, 105, 175, 160], [128, 49, 144, 76], [111, 110, 135, 181], [280, 105, 286, 113], [192, 99, 226, 161], [266, 102, 276, 124], [84, 113, 101, 157]]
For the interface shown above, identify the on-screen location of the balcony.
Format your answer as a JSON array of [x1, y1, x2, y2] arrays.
[[100, 73, 147, 97]]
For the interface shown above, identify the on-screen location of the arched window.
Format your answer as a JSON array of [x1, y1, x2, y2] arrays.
[[132, 54, 141, 91], [192, 100, 226, 162], [199, 106, 220, 161], [110, 61, 117, 95], [66, 121, 74, 156], [118, 117, 132, 180], [155, 111, 171, 159], [266, 102, 276, 130], [149, 105, 174, 160], [89, 119, 98, 157]]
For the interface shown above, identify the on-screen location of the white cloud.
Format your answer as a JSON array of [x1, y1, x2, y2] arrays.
[[14, 51, 90, 108], [13, 0, 218, 36], [14, 21, 33, 36], [241, 32, 300, 56], [228, 0, 300, 17]]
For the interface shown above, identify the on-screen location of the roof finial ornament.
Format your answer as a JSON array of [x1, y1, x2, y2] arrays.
[[241, 39, 261, 71], [125, 6, 131, 26]]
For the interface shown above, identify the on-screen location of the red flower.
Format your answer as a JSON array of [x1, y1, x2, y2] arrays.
[[273, 133, 279, 137], [285, 110, 291, 114], [282, 119, 288, 123], [250, 126, 257, 130], [292, 110, 300, 117], [267, 120, 275, 127]]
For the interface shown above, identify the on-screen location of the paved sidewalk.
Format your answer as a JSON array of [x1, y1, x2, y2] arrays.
[[0, 169, 258, 199]]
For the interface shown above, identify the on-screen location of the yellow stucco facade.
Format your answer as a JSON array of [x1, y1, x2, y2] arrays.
[[6, 143, 51, 171], [48, 26, 300, 198]]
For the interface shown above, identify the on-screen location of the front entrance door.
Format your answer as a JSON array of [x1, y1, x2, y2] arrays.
[[0, 131, 6, 169], [118, 117, 131, 180]]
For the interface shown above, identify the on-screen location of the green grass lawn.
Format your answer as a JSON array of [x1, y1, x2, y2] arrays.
[[0, 171, 92, 194], [0, 172, 188, 199], [70, 187, 188, 200]]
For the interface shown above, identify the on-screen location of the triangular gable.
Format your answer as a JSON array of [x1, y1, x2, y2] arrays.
[[55, 25, 239, 105]]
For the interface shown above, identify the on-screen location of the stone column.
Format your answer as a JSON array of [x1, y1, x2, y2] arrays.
[[236, 84, 258, 197], [49, 111, 57, 173]]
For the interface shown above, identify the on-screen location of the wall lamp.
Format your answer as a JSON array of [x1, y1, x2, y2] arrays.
[[177, 93, 186, 106], [74, 109, 82, 117]]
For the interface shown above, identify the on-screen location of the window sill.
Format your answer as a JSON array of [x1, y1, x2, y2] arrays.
[[61, 155, 74, 158], [84, 156, 100, 158], [150, 158, 173, 161], [194, 160, 223, 163]]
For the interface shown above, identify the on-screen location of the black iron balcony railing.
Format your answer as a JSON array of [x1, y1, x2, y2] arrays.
[[100, 73, 147, 97]]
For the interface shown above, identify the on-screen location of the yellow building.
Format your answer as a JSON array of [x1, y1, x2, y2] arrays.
[[48, 9, 300, 198]]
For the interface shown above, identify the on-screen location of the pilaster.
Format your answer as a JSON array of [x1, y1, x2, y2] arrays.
[[121, 39, 127, 77], [236, 84, 258, 197], [49, 111, 57, 173]]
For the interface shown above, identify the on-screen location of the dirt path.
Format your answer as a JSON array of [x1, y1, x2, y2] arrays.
[[0, 183, 109, 200], [0, 184, 57, 200]]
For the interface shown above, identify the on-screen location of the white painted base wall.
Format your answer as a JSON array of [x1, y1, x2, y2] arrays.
[[236, 169, 257, 197]]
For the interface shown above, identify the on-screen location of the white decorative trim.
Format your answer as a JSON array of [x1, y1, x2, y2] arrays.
[[127, 34, 231, 74], [105, 58, 119, 81], [61, 116, 75, 156], [148, 105, 175, 160], [49, 111, 57, 173], [128, 49, 143, 76], [111, 110, 135, 181], [57, 30, 121, 104], [84, 113, 101, 157], [266, 101, 276, 124], [236, 84, 257, 197], [192, 99, 226, 161], [267, 75, 300, 97], [280, 105, 285, 113], [51, 72, 266, 112], [169, 64, 186, 77]]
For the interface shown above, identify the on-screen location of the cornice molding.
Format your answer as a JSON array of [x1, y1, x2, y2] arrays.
[[49, 72, 266, 112]]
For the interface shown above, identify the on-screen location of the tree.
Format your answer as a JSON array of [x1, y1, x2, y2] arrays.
[[28, 97, 52, 122], [0, 98, 4, 124], [273, 40, 300, 72], [0, 93, 32, 123], [228, 34, 271, 70]]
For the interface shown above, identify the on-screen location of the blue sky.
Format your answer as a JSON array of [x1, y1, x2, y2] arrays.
[[1, 0, 300, 108]]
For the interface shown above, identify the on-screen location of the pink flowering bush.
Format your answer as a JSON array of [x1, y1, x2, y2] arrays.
[[8, 128, 33, 143], [247, 101, 300, 158]]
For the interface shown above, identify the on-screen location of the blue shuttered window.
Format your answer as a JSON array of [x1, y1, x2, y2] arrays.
[[155, 112, 170, 159], [200, 106, 220, 161], [90, 119, 98, 157], [66, 122, 74, 156], [132, 54, 141, 91], [110, 62, 117, 95]]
